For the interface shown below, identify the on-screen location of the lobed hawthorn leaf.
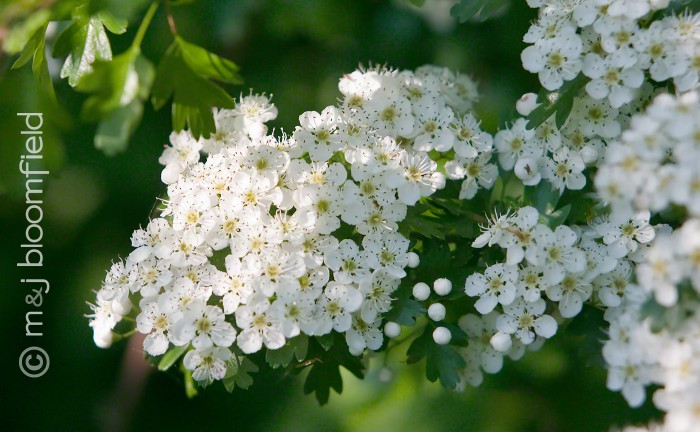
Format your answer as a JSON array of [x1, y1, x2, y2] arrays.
[[12, 24, 56, 103], [385, 283, 427, 326], [526, 74, 587, 130], [76, 46, 154, 155], [151, 37, 239, 139], [302, 334, 364, 405], [450, 0, 510, 23], [223, 355, 259, 392], [407, 326, 465, 389], [266, 334, 309, 369], [54, 6, 126, 87], [88, 0, 151, 22]]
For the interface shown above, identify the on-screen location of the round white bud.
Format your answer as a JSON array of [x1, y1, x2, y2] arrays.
[[514, 157, 541, 186], [428, 303, 447, 321], [433, 278, 452, 296], [432, 326, 452, 345], [580, 146, 598, 164], [413, 282, 431, 301], [161, 162, 184, 185], [384, 321, 402, 338], [490, 332, 512, 352], [407, 252, 420, 268], [378, 367, 393, 383], [93, 327, 114, 349], [516, 92, 539, 116]]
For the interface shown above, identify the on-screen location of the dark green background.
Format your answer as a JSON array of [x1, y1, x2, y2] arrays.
[[0, 1, 658, 430]]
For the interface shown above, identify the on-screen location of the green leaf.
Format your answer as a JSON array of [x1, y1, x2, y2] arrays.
[[450, 0, 510, 23], [89, 0, 152, 22], [266, 334, 309, 368], [385, 284, 427, 326], [96, 9, 128, 34], [407, 0, 427, 6], [303, 358, 343, 406], [94, 101, 144, 155], [542, 203, 571, 228], [177, 36, 243, 85], [524, 180, 562, 215], [12, 25, 44, 70], [566, 305, 606, 367], [158, 345, 188, 371], [407, 327, 465, 389], [301, 335, 364, 405], [223, 355, 259, 392], [11, 24, 57, 103], [316, 333, 335, 351], [183, 367, 198, 398], [55, 7, 121, 87], [526, 74, 587, 130], [151, 39, 237, 139], [75, 46, 154, 154]]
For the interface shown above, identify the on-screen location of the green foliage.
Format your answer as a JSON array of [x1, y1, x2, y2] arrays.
[[301, 334, 364, 405], [523, 180, 572, 227], [158, 345, 188, 371], [385, 283, 427, 326], [53, 6, 126, 86], [566, 305, 606, 367], [151, 36, 241, 139], [75, 45, 154, 154], [223, 354, 259, 392], [450, 0, 511, 23], [266, 335, 309, 369], [11, 24, 55, 102], [407, 325, 466, 389], [526, 74, 587, 130]]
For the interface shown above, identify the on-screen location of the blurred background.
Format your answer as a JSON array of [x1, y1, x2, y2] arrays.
[[0, 0, 660, 430]]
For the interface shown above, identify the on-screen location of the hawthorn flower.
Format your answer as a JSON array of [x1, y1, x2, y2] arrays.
[[295, 107, 342, 162], [526, 225, 587, 284], [235, 294, 285, 353], [465, 263, 518, 314], [522, 34, 584, 91], [184, 347, 232, 383], [548, 270, 592, 317], [495, 298, 558, 345], [314, 283, 363, 334]]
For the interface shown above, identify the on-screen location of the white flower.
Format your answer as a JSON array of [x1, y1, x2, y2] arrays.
[[526, 225, 587, 284], [184, 347, 232, 383], [173, 301, 236, 350], [314, 282, 363, 334], [345, 315, 383, 355], [295, 107, 342, 162], [465, 263, 518, 314], [495, 298, 557, 345], [235, 294, 285, 353], [541, 147, 587, 191], [546, 271, 593, 318], [522, 34, 584, 90], [582, 53, 644, 108], [495, 118, 538, 170]]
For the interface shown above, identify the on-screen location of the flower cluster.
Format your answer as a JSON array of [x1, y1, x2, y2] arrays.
[[602, 219, 700, 432], [88, 65, 491, 384], [596, 91, 700, 221], [494, 1, 700, 196]]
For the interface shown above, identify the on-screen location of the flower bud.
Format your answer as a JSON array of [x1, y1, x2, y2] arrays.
[[516, 93, 539, 116], [384, 321, 402, 338], [433, 326, 452, 345], [428, 303, 447, 321], [514, 157, 541, 186], [407, 252, 420, 268], [433, 278, 452, 296], [413, 282, 431, 301]]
